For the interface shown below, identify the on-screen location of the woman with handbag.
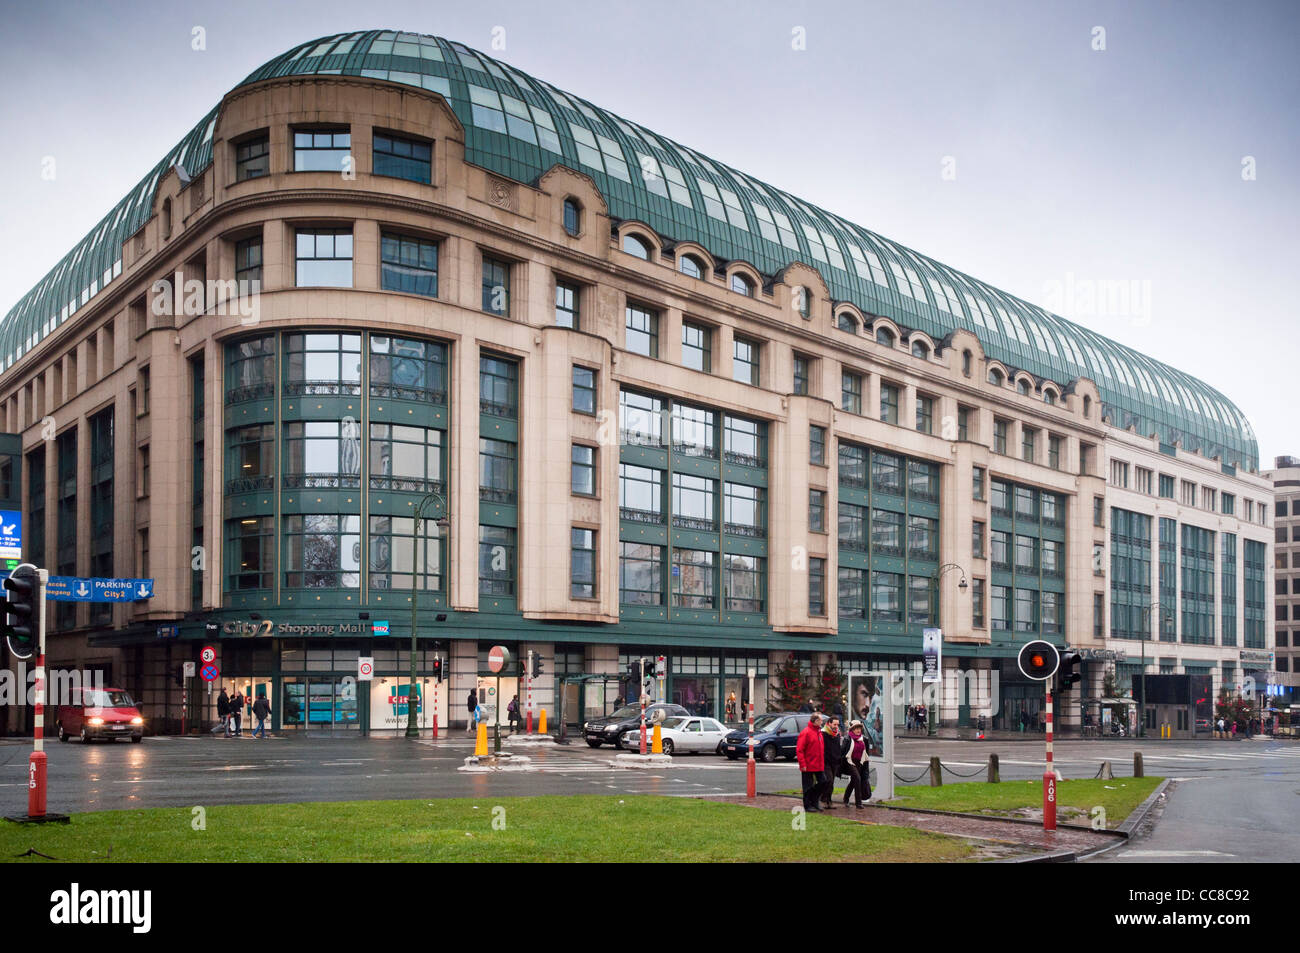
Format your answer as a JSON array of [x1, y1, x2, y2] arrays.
[[841, 719, 871, 809]]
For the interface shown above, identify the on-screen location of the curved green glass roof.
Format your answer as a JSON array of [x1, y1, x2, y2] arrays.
[[0, 30, 1258, 470]]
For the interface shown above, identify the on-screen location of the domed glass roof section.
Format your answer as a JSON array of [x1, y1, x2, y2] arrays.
[[0, 30, 1258, 470]]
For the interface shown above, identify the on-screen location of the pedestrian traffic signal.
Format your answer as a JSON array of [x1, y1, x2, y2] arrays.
[[3, 563, 40, 661], [1059, 651, 1082, 690], [432, 656, 444, 682], [531, 654, 545, 677], [1016, 639, 1059, 681]]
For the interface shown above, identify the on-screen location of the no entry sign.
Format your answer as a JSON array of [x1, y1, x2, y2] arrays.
[[488, 645, 511, 673]]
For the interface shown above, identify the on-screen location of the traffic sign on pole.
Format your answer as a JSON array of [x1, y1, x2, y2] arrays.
[[487, 645, 511, 674], [358, 657, 374, 681], [200, 645, 217, 665], [200, 664, 220, 682]]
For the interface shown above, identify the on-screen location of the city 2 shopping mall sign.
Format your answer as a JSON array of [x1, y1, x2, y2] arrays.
[[218, 619, 369, 638]]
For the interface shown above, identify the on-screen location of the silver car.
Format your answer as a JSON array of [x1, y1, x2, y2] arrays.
[[619, 716, 730, 755]]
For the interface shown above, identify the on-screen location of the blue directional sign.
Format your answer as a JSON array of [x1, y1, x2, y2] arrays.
[[43, 576, 156, 603], [0, 510, 21, 566]]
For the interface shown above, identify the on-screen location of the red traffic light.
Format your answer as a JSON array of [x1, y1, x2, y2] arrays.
[[1017, 640, 1060, 681]]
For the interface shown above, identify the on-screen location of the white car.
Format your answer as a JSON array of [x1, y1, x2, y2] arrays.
[[619, 716, 730, 755]]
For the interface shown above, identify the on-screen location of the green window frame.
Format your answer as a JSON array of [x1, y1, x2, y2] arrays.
[[481, 255, 511, 315], [479, 438, 517, 504], [479, 525, 517, 596], [555, 280, 580, 329], [619, 541, 663, 605], [480, 355, 518, 417], [226, 516, 275, 591], [369, 335, 446, 403], [673, 548, 717, 609], [369, 515, 441, 592], [724, 554, 765, 613], [682, 320, 711, 372], [284, 331, 361, 395], [372, 132, 432, 183], [283, 514, 361, 589], [571, 444, 595, 496], [572, 366, 596, 415], [571, 528, 596, 598], [368, 423, 442, 494]]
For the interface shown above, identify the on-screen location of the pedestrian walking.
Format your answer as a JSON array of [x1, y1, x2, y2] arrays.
[[795, 713, 826, 812], [842, 719, 871, 808], [466, 688, 478, 733], [1018, 706, 1030, 733], [507, 694, 520, 732], [215, 688, 231, 736], [725, 692, 738, 723], [798, 700, 813, 714], [230, 689, 245, 736], [252, 691, 271, 739], [820, 717, 844, 810]]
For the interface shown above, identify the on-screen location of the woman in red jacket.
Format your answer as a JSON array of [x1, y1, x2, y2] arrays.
[[796, 713, 826, 812]]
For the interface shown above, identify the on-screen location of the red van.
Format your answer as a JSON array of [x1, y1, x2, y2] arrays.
[[56, 687, 145, 743]]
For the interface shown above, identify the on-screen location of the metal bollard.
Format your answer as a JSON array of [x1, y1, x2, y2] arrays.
[[929, 756, 942, 787], [988, 752, 1000, 784], [1133, 751, 1144, 778]]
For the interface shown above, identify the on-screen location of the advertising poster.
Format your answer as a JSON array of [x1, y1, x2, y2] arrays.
[[847, 671, 897, 801], [922, 627, 942, 684]]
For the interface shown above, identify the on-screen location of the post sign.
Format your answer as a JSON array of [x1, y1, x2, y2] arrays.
[[183, 661, 196, 678], [201, 646, 217, 664], [922, 627, 942, 684], [358, 657, 374, 681], [43, 576, 155, 602], [200, 663, 220, 682], [487, 645, 511, 673], [0, 510, 21, 567]]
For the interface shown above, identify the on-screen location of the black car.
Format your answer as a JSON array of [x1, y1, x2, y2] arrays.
[[720, 712, 814, 762], [584, 704, 690, 748]]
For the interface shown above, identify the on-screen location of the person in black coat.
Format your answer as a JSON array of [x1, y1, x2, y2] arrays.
[[841, 719, 871, 808], [819, 717, 845, 809], [466, 689, 478, 733], [216, 689, 231, 736]]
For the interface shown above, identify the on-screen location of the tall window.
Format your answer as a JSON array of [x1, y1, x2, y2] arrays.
[[479, 526, 517, 596], [725, 555, 765, 613], [480, 356, 517, 417], [809, 425, 826, 466], [572, 366, 596, 415], [380, 233, 438, 297], [625, 303, 659, 357], [235, 134, 269, 181], [482, 256, 511, 315], [479, 438, 517, 503], [972, 466, 985, 500], [620, 542, 664, 605], [808, 558, 826, 617], [1021, 427, 1036, 462], [733, 337, 760, 385], [296, 229, 353, 287], [89, 408, 115, 625], [563, 198, 581, 236], [958, 406, 970, 441], [372, 132, 432, 183], [283, 515, 361, 588], [227, 516, 274, 590], [972, 578, 986, 627], [841, 371, 862, 414], [1048, 434, 1062, 470], [571, 529, 596, 598], [571, 445, 595, 495], [993, 418, 1008, 454], [293, 128, 351, 172], [916, 394, 933, 434], [809, 489, 826, 533], [555, 281, 580, 329], [369, 424, 442, 493], [673, 549, 716, 609], [682, 321, 711, 372], [972, 521, 985, 559], [872, 571, 902, 621], [235, 237, 263, 286], [723, 483, 764, 537], [285, 332, 361, 395], [793, 355, 810, 396], [879, 384, 899, 425]]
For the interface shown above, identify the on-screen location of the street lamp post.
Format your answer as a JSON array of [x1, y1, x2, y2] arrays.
[[407, 491, 447, 739], [929, 563, 969, 737]]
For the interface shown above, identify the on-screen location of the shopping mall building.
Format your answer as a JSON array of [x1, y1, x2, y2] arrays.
[[0, 31, 1275, 736]]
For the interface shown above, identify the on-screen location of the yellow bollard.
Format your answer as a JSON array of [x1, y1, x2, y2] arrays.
[[538, 708, 547, 734], [651, 722, 662, 754], [475, 720, 489, 757]]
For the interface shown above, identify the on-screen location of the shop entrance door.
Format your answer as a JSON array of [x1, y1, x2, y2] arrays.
[[282, 676, 360, 733], [477, 676, 519, 728]]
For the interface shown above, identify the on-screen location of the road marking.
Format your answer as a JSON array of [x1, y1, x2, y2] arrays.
[[1122, 849, 1234, 857]]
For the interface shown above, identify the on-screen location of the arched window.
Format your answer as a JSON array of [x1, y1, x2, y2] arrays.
[[837, 312, 858, 333], [961, 350, 972, 377], [1017, 378, 1030, 396], [563, 198, 581, 237], [730, 273, 754, 297], [911, 340, 929, 360], [1083, 395, 1092, 418], [793, 286, 810, 319], [679, 254, 703, 279], [1043, 389, 1056, 406], [876, 327, 895, 348], [988, 368, 1004, 386], [622, 233, 652, 259]]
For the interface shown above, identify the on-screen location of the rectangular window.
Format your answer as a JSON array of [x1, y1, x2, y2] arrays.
[[1048, 434, 1062, 470], [993, 418, 1008, 454], [733, 337, 760, 385], [908, 575, 934, 625], [1042, 591, 1063, 635], [972, 521, 985, 559], [1093, 495, 1105, 527], [482, 256, 511, 315], [793, 355, 810, 396], [619, 463, 663, 522], [368, 515, 441, 592], [1015, 534, 1039, 573], [958, 406, 971, 442], [673, 548, 716, 609], [295, 229, 353, 287], [137, 445, 150, 497], [235, 237, 263, 286], [991, 480, 1010, 516], [908, 515, 938, 560], [480, 356, 518, 417], [479, 525, 517, 596], [810, 425, 826, 466], [1015, 588, 1039, 632], [369, 423, 442, 493], [682, 321, 711, 372], [555, 280, 580, 329], [972, 466, 985, 500], [1181, 480, 1197, 507], [619, 542, 663, 605], [293, 127, 350, 172], [227, 516, 275, 590], [1110, 459, 1129, 488], [283, 514, 361, 588], [723, 483, 764, 536], [619, 390, 664, 447], [479, 438, 517, 503], [879, 384, 899, 425], [872, 509, 903, 556], [369, 335, 446, 403], [671, 403, 716, 457], [872, 452, 903, 495], [809, 489, 827, 533], [972, 578, 986, 628], [841, 371, 862, 414], [570, 528, 596, 598], [725, 554, 765, 613], [571, 444, 595, 496], [1221, 493, 1235, 515], [372, 132, 432, 183], [572, 366, 596, 415], [284, 332, 361, 396], [234, 134, 269, 181], [838, 502, 866, 550], [991, 530, 1010, 570], [283, 421, 361, 487], [1135, 467, 1153, 495], [1158, 474, 1175, 498], [1094, 592, 1104, 638], [992, 585, 1011, 631], [808, 558, 826, 616], [625, 303, 659, 357], [1021, 427, 1036, 463], [380, 233, 438, 297], [871, 571, 902, 622], [838, 567, 867, 619], [672, 473, 717, 531], [723, 415, 765, 467], [916, 394, 933, 434]]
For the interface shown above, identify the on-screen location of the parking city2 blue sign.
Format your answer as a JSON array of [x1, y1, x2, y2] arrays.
[[43, 576, 156, 602]]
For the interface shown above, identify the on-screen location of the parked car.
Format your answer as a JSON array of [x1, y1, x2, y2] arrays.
[[584, 703, 690, 748], [720, 712, 814, 762], [618, 716, 730, 755], [57, 687, 145, 743]]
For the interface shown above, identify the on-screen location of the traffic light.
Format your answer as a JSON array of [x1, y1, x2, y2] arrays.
[[432, 656, 444, 682], [1059, 651, 1082, 690], [531, 654, 545, 678], [3, 563, 40, 661], [644, 658, 656, 677], [1016, 639, 1060, 681]]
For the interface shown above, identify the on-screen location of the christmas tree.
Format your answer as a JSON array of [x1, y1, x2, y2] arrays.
[[817, 660, 847, 716], [769, 654, 809, 711]]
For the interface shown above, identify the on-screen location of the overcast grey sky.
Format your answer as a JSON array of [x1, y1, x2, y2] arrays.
[[1, 0, 1295, 465]]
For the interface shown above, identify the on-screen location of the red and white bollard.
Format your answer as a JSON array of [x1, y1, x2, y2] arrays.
[[432, 676, 439, 738], [745, 702, 756, 798], [1042, 689, 1056, 832], [526, 669, 533, 735], [29, 653, 47, 819]]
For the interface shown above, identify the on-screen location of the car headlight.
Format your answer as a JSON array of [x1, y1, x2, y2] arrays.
[[606, 725, 621, 733], [131, 717, 144, 726], [88, 717, 104, 726]]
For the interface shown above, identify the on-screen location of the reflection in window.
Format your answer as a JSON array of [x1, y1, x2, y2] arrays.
[[283, 514, 361, 588], [285, 332, 361, 395], [369, 423, 442, 493], [293, 128, 350, 172], [380, 233, 438, 297], [369, 515, 441, 591], [283, 421, 361, 488], [369, 336, 445, 403]]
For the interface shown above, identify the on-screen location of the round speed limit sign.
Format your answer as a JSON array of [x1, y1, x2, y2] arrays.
[[201, 646, 217, 664]]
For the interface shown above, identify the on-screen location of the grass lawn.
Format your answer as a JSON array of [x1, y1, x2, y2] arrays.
[[783, 777, 1162, 829], [0, 795, 972, 863]]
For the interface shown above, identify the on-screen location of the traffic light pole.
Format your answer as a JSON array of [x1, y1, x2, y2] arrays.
[[526, 649, 534, 734], [29, 569, 49, 820], [1043, 685, 1056, 832], [639, 657, 647, 756]]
